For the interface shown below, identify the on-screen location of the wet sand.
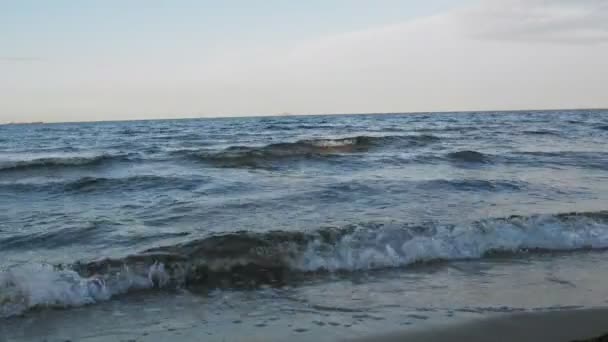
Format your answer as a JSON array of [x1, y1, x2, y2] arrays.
[[352, 308, 608, 342], [2, 299, 608, 341]]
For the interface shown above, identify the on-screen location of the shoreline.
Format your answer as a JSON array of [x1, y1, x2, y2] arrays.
[[351, 308, 608, 342]]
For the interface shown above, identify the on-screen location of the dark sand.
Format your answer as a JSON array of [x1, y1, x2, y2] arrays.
[[352, 308, 608, 342]]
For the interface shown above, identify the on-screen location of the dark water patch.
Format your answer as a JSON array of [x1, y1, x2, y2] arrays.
[[297, 124, 353, 130], [309, 182, 383, 200], [285, 178, 526, 204], [265, 124, 339, 130], [523, 130, 561, 136], [169, 133, 204, 141], [419, 179, 524, 192], [0, 223, 191, 252], [121, 231, 192, 246], [454, 306, 527, 314], [311, 304, 367, 313], [0, 181, 64, 193], [0, 154, 132, 173], [0, 219, 118, 251], [117, 128, 151, 135], [117, 125, 180, 136], [0, 175, 205, 194], [511, 151, 608, 170], [2, 146, 81, 154], [596, 125, 608, 131], [264, 124, 295, 131], [64, 175, 203, 193], [415, 126, 479, 133], [374, 127, 407, 132], [446, 150, 491, 163], [147, 135, 177, 141]]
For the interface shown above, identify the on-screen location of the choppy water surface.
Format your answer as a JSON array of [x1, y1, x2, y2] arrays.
[[1, 110, 608, 338]]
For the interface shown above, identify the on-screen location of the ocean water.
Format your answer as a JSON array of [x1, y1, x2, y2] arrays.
[[1, 110, 608, 340]]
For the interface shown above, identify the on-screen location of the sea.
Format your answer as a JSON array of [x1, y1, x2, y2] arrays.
[[1, 110, 608, 341]]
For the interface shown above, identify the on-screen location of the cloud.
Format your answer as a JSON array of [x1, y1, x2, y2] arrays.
[[459, 0, 608, 44], [191, 0, 608, 115]]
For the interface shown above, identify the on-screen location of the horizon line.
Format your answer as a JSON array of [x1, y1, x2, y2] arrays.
[[2, 107, 606, 125]]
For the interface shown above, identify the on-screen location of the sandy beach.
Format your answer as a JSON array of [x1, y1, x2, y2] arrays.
[[353, 308, 608, 342]]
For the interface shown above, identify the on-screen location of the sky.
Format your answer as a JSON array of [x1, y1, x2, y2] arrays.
[[1, 0, 607, 123]]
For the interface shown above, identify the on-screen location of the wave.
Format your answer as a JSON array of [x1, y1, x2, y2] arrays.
[[0, 175, 201, 194], [190, 135, 439, 168], [418, 179, 524, 192], [64, 175, 201, 193], [2, 211, 608, 318], [415, 126, 479, 133], [446, 150, 491, 163], [415, 150, 608, 170], [523, 130, 560, 136], [596, 125, 608, 131], [511, 151, 608, 170], [0, 221, 190, 252], [264, 124, 339, 130], [0, 154, 130, 173], [0, 222, 112, 251]]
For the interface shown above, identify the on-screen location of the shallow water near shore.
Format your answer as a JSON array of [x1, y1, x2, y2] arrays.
[[1, 110, 608, 339], [3, 250, 608, 341]]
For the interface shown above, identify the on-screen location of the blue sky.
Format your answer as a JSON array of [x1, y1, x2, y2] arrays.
[[2, 1, 460, 61], [1, 0, 607, 122]]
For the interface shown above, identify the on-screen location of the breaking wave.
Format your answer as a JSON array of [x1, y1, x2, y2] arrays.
[[189, 135, 439, 168], [446, 150, 491, 163], [2, 211, 608, 318]]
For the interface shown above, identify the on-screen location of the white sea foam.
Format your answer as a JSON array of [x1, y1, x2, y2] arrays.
[[295, 214, 608, 271], [0, 263, 165, 318], [307, 138, 359, 147]]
